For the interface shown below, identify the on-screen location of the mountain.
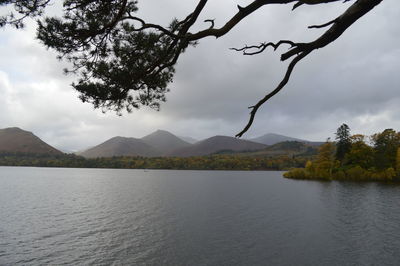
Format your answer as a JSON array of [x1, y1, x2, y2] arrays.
[[249, 133, 322, 146], [80, 130, 193, 158], [0, 127, 62, 155], [249, 133, 306, 145], [237, 141, 318, 157], [178, 136, 198, 144], [141, 130, 191, 155], [170, 136, 267, 157], [79, 136, 159, 158]]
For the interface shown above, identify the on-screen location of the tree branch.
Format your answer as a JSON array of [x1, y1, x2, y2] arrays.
[[231, 40, 296, 55], [236, 51, 310, 138], [235, 0, 382, 137], [188, 0, 296, 40], [308, 18, 337, 29], [282, 0, 383, 61], [204, 19, 215, 29]]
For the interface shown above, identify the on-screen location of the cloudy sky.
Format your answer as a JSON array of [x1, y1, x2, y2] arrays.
[[0, 0, 399, 152]]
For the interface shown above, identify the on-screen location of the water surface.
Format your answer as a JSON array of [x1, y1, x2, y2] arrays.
[[1, 167, 400, 265]]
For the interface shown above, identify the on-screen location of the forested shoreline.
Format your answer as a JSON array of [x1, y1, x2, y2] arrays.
[[285, 125, 400, 182], [0, 152, 309, 171], [5, 124, 399, 180]]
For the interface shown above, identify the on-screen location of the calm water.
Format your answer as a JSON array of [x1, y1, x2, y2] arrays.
[[1, 167, 400, 265]]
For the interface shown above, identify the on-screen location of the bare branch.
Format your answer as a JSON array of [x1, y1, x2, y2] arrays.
[[234, 0, 382, 137], [123, 16, 178, 37], [292, 2, 304, 10], [231, 40, 296, 55], [180, 0, 209, 34], [235, 51, 310, 138], [282, 0, 383, 61], [204, 19, 215, 29], [188, 0, 297, 40], [308, 18, 337, 29]]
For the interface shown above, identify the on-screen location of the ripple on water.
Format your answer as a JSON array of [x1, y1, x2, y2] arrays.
[[1, 168, 400, 265]]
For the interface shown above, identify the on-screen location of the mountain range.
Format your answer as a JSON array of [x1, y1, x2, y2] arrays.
[[79, 130, 192, 158], [78, 129, 322, 158], [0, 127, 321, 158]]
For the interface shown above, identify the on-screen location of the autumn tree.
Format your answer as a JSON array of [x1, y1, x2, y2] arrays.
[[314, 140, 335, 179], [0, 0, 384, 136], [396, 147, 400, 177], [345, 134, 374, 169], [372, 129, 400, 170], [335, 123, 351, 163]]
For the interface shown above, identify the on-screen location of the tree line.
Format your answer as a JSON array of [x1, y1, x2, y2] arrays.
[[284, 124, 400, 182], [0, 152, 310, 171]]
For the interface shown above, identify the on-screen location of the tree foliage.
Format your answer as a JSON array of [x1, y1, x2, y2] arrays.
[[285, 126, 400, 182], [0, 0, 384, 135], [0, 0, 49, 28], [346, 134, 373, 169], [335, 123, 351, 162], [396, 147, 400, 176], [314, 140, 336, 179], [371, 129, 400, 169]]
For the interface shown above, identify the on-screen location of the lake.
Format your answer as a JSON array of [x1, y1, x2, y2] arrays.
[[1, 167, 400, 265]]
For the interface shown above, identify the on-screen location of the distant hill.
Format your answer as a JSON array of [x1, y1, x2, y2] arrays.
[[267, 141, 311, 151], [178, 136, 198, 144], [170, 136, 267, 157], [80, 130, 192, 158], [238, 141, 318, 157], [76, 130, 322, 158], [0, 127, 62, 155], [249, 133, 306, 145], [236, 141, 318, 157], [141, 130, 191, 155], [250, 133, 322, 146], [79, 136, 159, 158]]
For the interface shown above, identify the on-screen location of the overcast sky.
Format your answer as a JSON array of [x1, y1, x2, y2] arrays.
[[0, 0, 399, 152]]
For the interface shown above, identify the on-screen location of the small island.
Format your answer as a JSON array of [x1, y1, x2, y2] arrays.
[[284, 124, 400, 182]]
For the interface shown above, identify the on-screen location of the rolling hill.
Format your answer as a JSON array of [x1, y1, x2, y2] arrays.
[[249, 133, 323, 146], [236, 141, 318, 157], [79, 136, 159, 158], [0, 127, 62, 155]]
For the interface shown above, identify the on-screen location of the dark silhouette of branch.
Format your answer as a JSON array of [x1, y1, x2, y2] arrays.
[[204, 19, 215, 29], [236, 51, 310, 138], [230, 40, 296, 55], [233, 0, 382, 137], [308, 18, 338, 29]]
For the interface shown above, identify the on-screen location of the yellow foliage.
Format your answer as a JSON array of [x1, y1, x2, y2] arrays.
[[396, 148, 400, 176], [283, 168, 307, 179]]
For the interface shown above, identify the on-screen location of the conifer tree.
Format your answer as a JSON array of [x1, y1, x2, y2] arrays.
[[335, 124, 351, 163]]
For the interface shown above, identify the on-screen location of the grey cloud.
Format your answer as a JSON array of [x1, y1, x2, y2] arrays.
[[0, 0, 399, 151], [156, 0, 400, 139]]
